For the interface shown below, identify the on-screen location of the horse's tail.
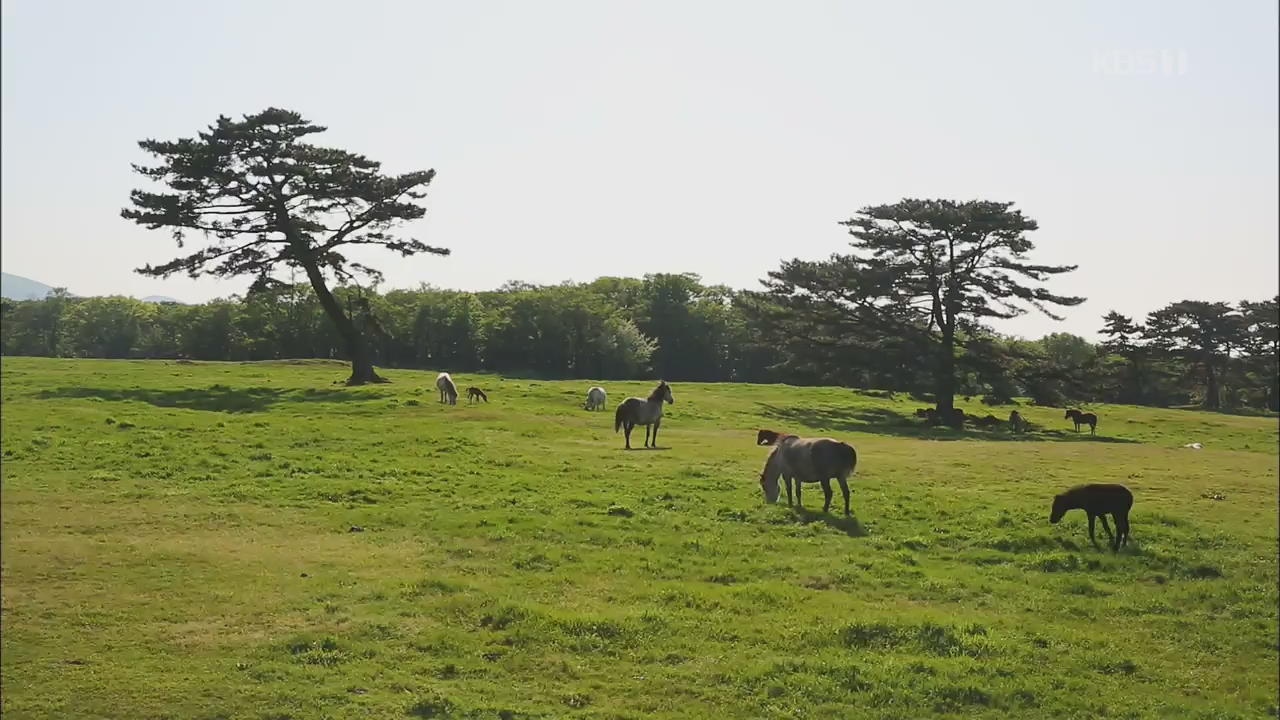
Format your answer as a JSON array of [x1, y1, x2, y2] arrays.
[[614, 402, 626, 432], [840, 442, 858, 477]]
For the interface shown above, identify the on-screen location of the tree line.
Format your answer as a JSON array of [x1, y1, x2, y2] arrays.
[[10, 108, 1273, 415], [3, 279, 1274, 412]]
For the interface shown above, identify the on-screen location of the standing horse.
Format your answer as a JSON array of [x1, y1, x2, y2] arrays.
[[759, 434, 858, 516], [1009, 410, 1027, 433], [436, 372, 458, 405], [1064, 409, 1098, 435], [466, 387, 488, 403], [584, 386, 608, 411], [614, 381, 674, 449], [1050, 483, 1133, 551]]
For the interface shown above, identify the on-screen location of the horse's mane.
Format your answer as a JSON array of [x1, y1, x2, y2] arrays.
[[646, 382, 668, 402]]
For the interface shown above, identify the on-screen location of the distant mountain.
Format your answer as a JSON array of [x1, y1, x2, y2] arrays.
[[1, 272, 57, 300], [141, 295, 184, 304]]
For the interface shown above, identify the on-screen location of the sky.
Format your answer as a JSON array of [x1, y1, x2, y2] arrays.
[[2, 0, 1276, 340]]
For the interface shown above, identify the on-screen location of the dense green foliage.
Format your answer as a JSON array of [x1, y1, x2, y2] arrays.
[[2, 358, 1276, 718], [2, 281, 1275, 411]]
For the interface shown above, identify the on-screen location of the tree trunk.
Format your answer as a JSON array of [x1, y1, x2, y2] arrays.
[[1204, 361, 1219, 409], [297, 260, 388, 386], [935, 325, 956, 414]]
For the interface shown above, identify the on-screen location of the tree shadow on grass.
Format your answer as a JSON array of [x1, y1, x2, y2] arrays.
[[35, 385, 388, 414], [757, 403, 1140, 444]]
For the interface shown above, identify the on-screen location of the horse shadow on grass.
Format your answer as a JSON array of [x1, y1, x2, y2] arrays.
[[779, 506, 869, 538], [757, 403, 1139, 444], [35, 385, 388, 414]]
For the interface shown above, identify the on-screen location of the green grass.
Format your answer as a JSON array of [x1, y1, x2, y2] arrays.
[[2, 357, 1277, 719]]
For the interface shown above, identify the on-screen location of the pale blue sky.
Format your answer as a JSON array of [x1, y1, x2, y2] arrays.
[[2, 0, 1276, 339]]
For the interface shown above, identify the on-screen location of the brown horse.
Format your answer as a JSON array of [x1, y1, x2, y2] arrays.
[[466, 387, 488, 403], [1065, 409, 1098, 435], [1009, 410, 1027, 433], [756, 428, 795, 446], [614, 381, 674, 449], [1050, 483, 1133, 551], [759, 434, 858, 516]]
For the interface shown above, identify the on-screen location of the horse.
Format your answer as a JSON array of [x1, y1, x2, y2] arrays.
[[1050, 483, 1133, 552], [972, 414, 1002, 429], [759, 434, 858, 516], [584, 386, 607, 411], [756, 428, 795, 446], [1064, 409, 1098, 435], [466, 387, 488, 403], [1009, 410, 1026, 433], [435, 372, 458, 405], [614, 381, 674, 449]]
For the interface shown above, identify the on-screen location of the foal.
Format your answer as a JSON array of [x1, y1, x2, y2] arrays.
[[466, 387, 488, 403], [1064, 409, 1098, 435], [1050, 483, 1133, 551]]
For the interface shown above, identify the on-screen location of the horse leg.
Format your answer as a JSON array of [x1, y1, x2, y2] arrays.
[[624, 422, 633, 450], [1090, 423, 1096, 436], [820, 478, 834, 514], [1117, 512, 1130, 548], [1099, 515, 1115, 548], [644, 424, 652, 448], [794, 480, 802, 509], [837, 476, 851, 517], [784, 476, 793, 506], [1087, 513, 1099, 549], [652, 418, 660, 448]]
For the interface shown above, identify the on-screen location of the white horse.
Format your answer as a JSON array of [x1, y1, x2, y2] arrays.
[[584, 386, 607, 411], [435, 372, 458, 405], [613, 381, 674, 449]]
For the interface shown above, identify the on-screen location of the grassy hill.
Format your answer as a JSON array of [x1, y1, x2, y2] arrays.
[[1, 357, 1276, 719]]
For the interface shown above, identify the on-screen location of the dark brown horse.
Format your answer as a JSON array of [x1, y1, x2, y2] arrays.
[[1050, 483, 1133, 551], [756, 428, 795, 446], [1065, 409, 1098, 435], [466, 387, 488, 403], [614, 381, 674, 449], [759, 434, 858, 516]]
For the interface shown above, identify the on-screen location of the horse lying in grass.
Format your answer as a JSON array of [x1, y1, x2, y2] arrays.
[[1050, 483, 1133, 552], [1065, 409, 1098, 435], [756, 428, 794, 446], [436, 372, 458, 405], [614, 381, 674, 449], [466, 387, 488, 403], [759, 433, 858, 516]]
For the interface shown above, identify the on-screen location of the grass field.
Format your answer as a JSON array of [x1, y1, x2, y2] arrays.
[[2, 357, 1277, 719]]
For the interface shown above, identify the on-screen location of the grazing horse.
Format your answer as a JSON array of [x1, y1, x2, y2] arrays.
[[435, 372, 458, 405], [584, 386, 607, 411], [466, 387, 488, 403], [759, 435, 858, 516], [1050, 483, 1133, 552], [614, 381, 674, 449], [1064, 409, 1098, 435], [1009, 410, 1026, 433]]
